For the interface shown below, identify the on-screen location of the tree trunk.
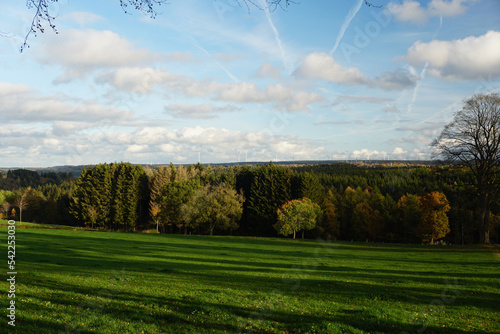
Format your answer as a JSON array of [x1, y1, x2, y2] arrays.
[[293, 230, 296, 239], [479, 192, 490, 244], [302, 230, 304, 239], [210, 227, 213, 236]]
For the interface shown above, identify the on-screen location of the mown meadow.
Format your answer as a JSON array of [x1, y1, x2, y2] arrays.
[[1, 223, 499, 333]]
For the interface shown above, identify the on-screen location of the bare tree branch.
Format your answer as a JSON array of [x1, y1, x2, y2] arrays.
[[431, 93, 500, 243]]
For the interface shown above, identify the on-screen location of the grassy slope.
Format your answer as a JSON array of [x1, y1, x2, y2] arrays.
[[1, 227, 499, 333]]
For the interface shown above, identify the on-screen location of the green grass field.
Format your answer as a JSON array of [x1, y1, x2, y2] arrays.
[[1, 223, 499, 333]]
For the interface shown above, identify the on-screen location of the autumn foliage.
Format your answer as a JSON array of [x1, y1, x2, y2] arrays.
[[417, 191, 451, 243], [275, 198, 320, 239]]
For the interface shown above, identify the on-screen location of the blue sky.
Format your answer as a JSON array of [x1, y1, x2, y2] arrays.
[[1, 0, 499, 167]]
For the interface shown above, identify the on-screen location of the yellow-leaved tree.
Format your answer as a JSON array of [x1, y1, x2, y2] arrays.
[[275, 197, 320, 239]]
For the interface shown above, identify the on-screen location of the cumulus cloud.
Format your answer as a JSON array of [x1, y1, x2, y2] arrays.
[[295, 52, 370, 86], [95, 67, 321, 112], [428, 0, 471, 16], [388, 1, 428, 24], [254, 63, 283, 79], [388, 0, 474, 24], [295, 52, 417, 90], [401, 30, 500, 80], [52, 121, 96, 136], [64, 126, 326, 164], [0, 82, 131, 125], [96, 67, 184, 93], [178, 80, 322, 112], [38, 29, 158, 82], [391, 147, 408, 159], [352, 148, 388, 160]]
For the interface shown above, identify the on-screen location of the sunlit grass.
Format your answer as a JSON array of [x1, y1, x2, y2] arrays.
[[1, 226, 499, 333]]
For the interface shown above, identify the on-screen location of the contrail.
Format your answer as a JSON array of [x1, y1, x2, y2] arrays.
[[330, 0, 364, 55], [407, 62, 427, 115], [192, 43, 240, 83], [407, 16, 443, 114], [261, 0, 290, 72]]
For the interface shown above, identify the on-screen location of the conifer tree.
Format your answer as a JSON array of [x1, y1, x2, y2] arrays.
[[247, 163, 292, 236], [397, 194, 421, 243], [323, 190, 340, 239]]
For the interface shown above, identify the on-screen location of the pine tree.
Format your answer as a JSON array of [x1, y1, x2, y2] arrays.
[[397, 194, 421, 243], [246, 164, 292, 236]]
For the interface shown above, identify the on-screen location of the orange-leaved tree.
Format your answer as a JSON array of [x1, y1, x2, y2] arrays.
[[417, 191, 451, 243]]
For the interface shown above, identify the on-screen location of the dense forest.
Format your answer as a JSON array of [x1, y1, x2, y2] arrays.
[[0, 162, 498, 244]]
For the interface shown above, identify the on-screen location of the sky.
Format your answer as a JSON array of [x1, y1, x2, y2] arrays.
[[0, 0, 499, 167]]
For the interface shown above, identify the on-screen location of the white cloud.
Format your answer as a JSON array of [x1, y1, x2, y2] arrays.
[[126, 144, 148, 153], [69, 126, 327, 163], [295, 52, 370, 86], [388, 1, 428, 24], [402, 31, 500, 80], [38, 29, 158, 82], [159, 143, 182, 154], [216, 82, 268, 103], [295, 52, 417, 90], [388, 0, 474, 24], [428, 0, 470, 17], [0, 82, 32, 96], [0, 82, 132, 125], [164, 104, 240, 119], [176, 80, 322, 112], [352, 148, 388, 160], [391, 147, 408, 159], [254, 63, 283, 79], [52, 121, 95, 136], [282, 91, 323, 112], [91, 64, 320, 112], [96, 67, 183, 93]]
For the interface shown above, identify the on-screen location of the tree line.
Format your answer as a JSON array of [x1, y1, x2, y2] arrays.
[[0, 161, 498, 244]]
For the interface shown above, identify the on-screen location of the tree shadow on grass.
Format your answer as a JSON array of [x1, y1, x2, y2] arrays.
[[15, 277, 481, 334], [11, 229, 500, 333]]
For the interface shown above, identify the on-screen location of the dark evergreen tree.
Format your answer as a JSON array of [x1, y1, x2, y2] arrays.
[[246, 163, 292, 236]]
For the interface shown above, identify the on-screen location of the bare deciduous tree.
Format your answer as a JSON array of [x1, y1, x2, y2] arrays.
[[14, 187, 31, 223], [432, 93, 500, 243]]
